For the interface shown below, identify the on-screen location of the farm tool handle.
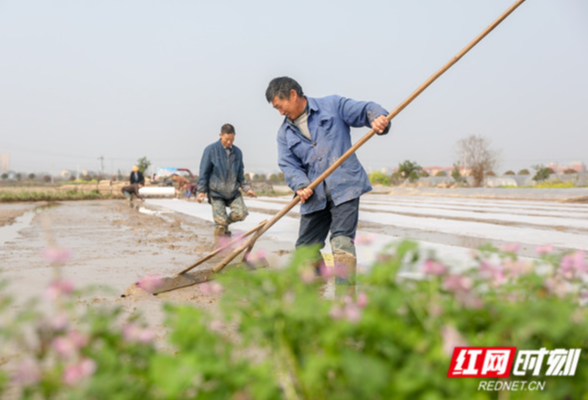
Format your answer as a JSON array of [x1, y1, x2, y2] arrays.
[[213, 0, 527, 273], [178, 220, 267, 275]]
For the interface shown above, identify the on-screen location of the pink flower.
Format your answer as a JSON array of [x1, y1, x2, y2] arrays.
[[42, 247, 72, 264], [136, 274, 163, 293], [208, 320, 224, 333], [62, 358, 96, 386], [422, 259, 447, 276], [244, 250, 267, 267], [299, 267, 316, 284], [442, 275, 473, 293], [442, 275, 483, 308], [318, 264, 335, 280], [11, 358, 42, 386], [502, 259, 531, 278], [52, 330, 88, 359], [354, 233, 376, 245], [344, 305, 362, 323], [122, 323, 155, 344], [330, 296, 364, 323], [52, 337, 77, 359], [216, 235, 234, 252], [479, 261, 506, 286], [329, 304, 344, 319], [356, 292, 368, 308], [441, 325, 468, 357], [67, 330, 89, 348], [200, 281, 223, 295], [44, 279, 75, 300], [500, 243, 520, 253], [559, 251, 587, 279], [49, 313, 69, 331], [545, 276, 568, 298], [535, 244, 554, 255]]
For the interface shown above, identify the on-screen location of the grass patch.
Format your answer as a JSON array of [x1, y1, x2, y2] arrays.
[[0, 190, 114, 202], [534, 180, 576, 189]]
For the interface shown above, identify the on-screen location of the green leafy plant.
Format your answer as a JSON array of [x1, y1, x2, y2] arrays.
[[398, 160, 422, 183], [136, 157, 152, 174], [368, 171, 391, 185], [532, 165, 554, 182], [2, 241, 588, 399]]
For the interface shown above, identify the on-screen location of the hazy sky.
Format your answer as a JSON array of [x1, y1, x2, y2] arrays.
[[1, 0, 586, 176]]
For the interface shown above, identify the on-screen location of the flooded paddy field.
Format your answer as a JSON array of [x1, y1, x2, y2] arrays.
[[1, 189, 587, 310]]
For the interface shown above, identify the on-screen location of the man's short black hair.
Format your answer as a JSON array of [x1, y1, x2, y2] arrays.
[[220, 123, 235, 134], [265, 77, 304, 103]]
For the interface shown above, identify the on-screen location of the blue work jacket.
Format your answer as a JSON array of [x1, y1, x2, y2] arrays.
[[277, 95, 389, 215], [197, 140, 247, 200]]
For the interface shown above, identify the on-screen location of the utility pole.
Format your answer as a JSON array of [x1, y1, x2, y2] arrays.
[[98, 155, 104, 177]]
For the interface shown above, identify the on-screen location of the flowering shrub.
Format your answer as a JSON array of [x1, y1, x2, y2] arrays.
[[1, 242, 588, 399]]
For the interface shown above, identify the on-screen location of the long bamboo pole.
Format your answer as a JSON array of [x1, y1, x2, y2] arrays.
[[213, 0, 527, 273]]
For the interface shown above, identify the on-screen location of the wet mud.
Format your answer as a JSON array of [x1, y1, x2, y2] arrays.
[[0, 200, 280, 335]]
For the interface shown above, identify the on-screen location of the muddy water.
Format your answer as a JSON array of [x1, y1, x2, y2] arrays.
[[0, 200, 291, 315]]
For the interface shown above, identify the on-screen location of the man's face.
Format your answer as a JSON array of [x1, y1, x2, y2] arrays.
[[219, 133, 235, 148], [271, 90, 304, 120]]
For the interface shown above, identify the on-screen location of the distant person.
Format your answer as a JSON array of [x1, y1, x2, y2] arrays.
[[265, 76, 390, 295], [121, 165, 145, 206], [196, 123, 257, 244], [171, 173, 192, 200]]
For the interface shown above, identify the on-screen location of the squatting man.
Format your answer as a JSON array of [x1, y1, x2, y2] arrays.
[[266, 77, 390, 295]]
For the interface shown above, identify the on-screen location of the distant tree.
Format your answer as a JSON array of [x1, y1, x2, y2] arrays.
[[28, 173, 36, 180], [253, 174, 260, 181], [504, 170, 515, 175], [1, 173, 7, 180], [96, 174, 105, 181], [455, 135, 500, 187], [451, 163, 465, 184], [390, 171, 403, 185], [532, 165, 554, 182], [69, 175, 76, 181], [563, 168, 578, 174], [258, 174, 267, 182], [486, 171, 496, 177], [398, 160, 422, 183], [269, 174, 279, 183], [419, 170, 430, 178], [136, 157, 151, 174], [518, 169, 530, 175], [368, 171, 390, 186], [16, 173, 22, 181], [435, 171, 447, 177], [82, 174, 92, 182], [277, 172, 285, 183], [43, 175, 52, 183]]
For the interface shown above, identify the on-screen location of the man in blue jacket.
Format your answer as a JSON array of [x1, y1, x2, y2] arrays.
[[266, 77, 390, 295], [197, 124, 257, 244]]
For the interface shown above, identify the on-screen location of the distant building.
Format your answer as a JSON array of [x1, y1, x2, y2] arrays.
[[421, 166, 472, 176], [0, 153, 9, 173], [547, 162, 587, 173]]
